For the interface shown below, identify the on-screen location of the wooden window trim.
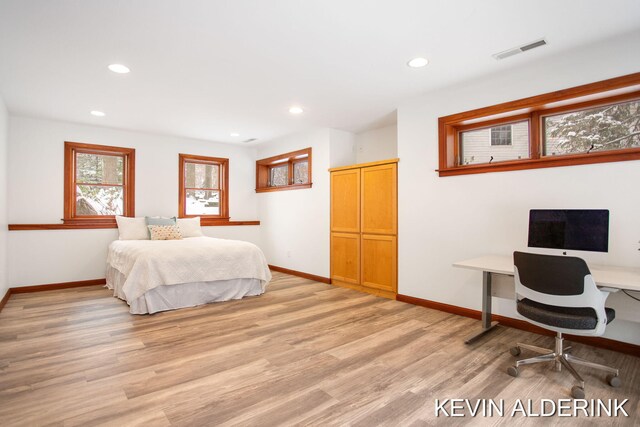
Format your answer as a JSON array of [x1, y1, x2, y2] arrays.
[[63, 141, 135, 227], [178, 153, 229, 225], [438, 72, 640, 177], [256, 147, 312, 193], [7, 220, 260, 230]]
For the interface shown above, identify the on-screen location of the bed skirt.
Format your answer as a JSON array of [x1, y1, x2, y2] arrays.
[[106, 266, 266, 314]]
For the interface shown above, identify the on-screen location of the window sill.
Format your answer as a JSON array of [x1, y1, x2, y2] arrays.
[[8, 220, 261, 230], [255, 183, 312, 193], [437, 148, 640, 177]]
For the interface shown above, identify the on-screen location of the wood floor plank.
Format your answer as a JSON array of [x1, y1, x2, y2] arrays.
[[0, 271, 638, 426]]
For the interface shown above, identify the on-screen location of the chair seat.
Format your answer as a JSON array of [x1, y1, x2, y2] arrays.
[[517, 298, 615, 330]]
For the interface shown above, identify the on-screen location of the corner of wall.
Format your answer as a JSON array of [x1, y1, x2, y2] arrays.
[[354, 124, 398, 164], [329, 128, 356, 168], [255, 128, 333, 278], [0, 94, 9, 298]]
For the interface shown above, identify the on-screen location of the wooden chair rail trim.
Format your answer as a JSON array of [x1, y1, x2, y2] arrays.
[[201, 220, 260, 226], [396, 294, 640, 357], [8, 220, 260, 230], [268, 265, 331, 284]]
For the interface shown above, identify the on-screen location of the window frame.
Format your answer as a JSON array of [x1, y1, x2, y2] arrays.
[[256, 147, 312, 193], [63, 141, 135, 226], [178, 153, 229, 223], [437, 72, 640, 177]]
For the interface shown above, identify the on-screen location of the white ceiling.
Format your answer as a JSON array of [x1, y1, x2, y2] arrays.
[[0, 0, 639, 145]]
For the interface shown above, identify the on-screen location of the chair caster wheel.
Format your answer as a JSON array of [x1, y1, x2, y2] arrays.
[[507, 366, 519, 377], [510, 346, 521, 356], [606, 374, 622, 388], [571, 386, 585, 399]]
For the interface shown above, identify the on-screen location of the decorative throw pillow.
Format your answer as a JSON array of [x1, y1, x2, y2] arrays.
[[148, 225, 183, 240], [176, 217, 204, 237], [116, 216, 149, 240]]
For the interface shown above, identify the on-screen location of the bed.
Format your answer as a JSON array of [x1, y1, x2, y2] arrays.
[[106, 236, 272, 314]]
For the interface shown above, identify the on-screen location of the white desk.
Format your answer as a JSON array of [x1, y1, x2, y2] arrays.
[[453, 255, 640, 344]]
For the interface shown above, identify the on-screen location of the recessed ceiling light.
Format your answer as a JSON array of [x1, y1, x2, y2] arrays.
[[289, 106, 304, 114], [230, 132, 240, 137], [90, 110, 106, 117], [407, 57, 429, 68], [108, 64, 130, 74]]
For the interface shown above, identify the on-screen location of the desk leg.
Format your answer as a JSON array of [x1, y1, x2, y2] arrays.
[[465, 271, 499, 344]]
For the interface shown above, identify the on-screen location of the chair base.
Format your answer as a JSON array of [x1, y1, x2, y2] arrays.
[[507, 333, 621, 398]]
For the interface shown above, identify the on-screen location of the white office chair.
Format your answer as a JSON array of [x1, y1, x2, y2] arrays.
[[507, 251, 621, 398]]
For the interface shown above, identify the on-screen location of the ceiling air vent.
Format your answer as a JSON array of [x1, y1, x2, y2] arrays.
[[493, 38, 547, 60], [243, 138, 257, 143]]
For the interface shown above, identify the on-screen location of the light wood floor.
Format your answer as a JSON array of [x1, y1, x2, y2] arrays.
[[0, 272, 638, 426]]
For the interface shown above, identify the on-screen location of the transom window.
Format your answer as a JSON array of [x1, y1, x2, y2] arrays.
[[179, 154, 229, 222], [64, 141, 135, 225], [256, 147, 312, 193], [438, 72, 640, 176]]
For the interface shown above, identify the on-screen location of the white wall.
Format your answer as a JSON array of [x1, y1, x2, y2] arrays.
[[397, 31, 640, 344], [329, 129, 356, 168], [257, 128, 355, 277], [7, 116, 260, 287], [355, 124, 397, 163], [0, 94, 8, 298]]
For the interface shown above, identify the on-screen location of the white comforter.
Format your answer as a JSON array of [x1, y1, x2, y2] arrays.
[[107, 236, 272, 303]]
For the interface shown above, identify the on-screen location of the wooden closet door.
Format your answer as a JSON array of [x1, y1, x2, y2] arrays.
[[331, 232, 360, 285], [330, 168, 361, 233], [361, 163, 397, 235], [361, 234, 397, 293]]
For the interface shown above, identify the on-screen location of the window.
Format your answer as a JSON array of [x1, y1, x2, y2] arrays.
[[64, 141, 135, 225], [543, 98, 640, 156], [256, 147, 312, 193], [179, 154, 229, 223], [437, 72, 640, 176], [269, 163, 289, 187], [491, 125, 512, 146], [460, 121, 528, 165]]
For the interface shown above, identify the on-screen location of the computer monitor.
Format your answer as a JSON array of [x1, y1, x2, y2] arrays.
[[528, 209, 609, 253]]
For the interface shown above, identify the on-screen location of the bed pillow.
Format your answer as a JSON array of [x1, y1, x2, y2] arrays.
[[145, 216, 177, 238], [115, 216, 149, 240], [145, 216, 177, 226], [148, 225, 183, 240], [177, 217, 204, 237]]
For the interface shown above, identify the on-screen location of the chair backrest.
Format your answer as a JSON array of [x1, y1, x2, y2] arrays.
[[513, 251, 609, 335], [513, 251, 590, 296]]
